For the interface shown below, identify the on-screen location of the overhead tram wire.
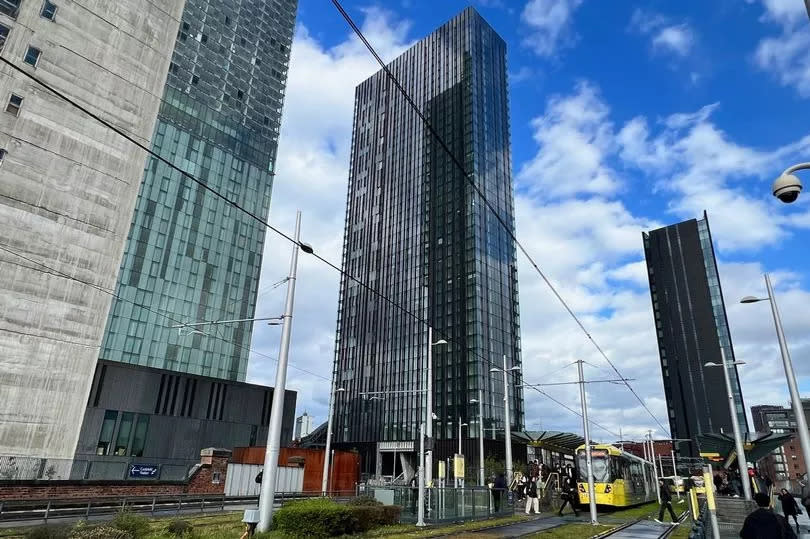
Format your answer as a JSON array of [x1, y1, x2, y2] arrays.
[[0, 55, 623, 429], [0, 244, 330, 382], [522, 383, 618, 438], [327, 0, 669, 435]]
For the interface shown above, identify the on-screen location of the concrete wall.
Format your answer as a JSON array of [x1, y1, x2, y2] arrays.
[[0, 0, 185, 477]]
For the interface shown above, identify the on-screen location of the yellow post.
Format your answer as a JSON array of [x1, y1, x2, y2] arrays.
[[703, 465, 720, 537], [690, 488, 699, 519]]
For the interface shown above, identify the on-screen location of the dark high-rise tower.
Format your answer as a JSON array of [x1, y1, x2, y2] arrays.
[[331, 7, 524, 476], [100, 0, 297, 381], [643, 211, 747, 456]]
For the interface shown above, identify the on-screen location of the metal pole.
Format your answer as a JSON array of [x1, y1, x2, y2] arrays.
[[704, 464, 721, 538], [577, 360, 598, 525], [765, 273, 810, 482], [426, 327, 433, 489], [718, 347, 752, 501], [650, 432, 660, 504], [503, 355, 513, 484], [458, 417, 462, 456], [671, 449, 680, 499], [322, 383, 337, 494], [478, 389, 485, 487], [257, 211, 302, 532], [417, 422, 426, 527]]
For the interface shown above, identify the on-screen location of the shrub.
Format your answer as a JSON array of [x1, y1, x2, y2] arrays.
[[346, 496, 382, 507], [273, 498, 356, 538], [109, 511, 150, 539], [346, 505, 401, 531], [24, 525, 71, 539], [166, 520, 193, 537], [70, 526, 132, 539]]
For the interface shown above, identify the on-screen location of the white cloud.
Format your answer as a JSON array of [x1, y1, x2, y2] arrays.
[[749, 0, 810, 96], [630, 9, 696, 58], [521, 0, 584, 57]]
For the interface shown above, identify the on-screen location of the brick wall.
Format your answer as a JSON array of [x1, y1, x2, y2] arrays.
[[0, 449, 231, 501]]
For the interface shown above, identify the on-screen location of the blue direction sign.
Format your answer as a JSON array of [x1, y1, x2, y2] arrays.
[[129, 464, 159, 478]]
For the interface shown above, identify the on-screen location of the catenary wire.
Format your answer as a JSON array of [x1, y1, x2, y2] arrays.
[[0, 244, 329, 382], [522, 383, 618, 438], [327, 0, 669, 435], [0, 55, 638, 435]]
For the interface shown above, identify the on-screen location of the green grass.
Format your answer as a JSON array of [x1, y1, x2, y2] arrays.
[[525, 523, 615, 538], [368, 514, 531, 539], [600, 500, 688, 522]]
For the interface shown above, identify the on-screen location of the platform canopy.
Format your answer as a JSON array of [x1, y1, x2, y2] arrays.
[[696, 431, 793, 464], [518, 431, 586, 455]]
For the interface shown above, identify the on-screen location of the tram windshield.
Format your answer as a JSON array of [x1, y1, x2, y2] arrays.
[[577, 449, 611, 483]]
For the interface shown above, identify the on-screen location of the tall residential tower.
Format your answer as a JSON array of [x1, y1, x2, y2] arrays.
[[332, 7, 524, 477], [0, 0, 183, 478], [100, 0, 297, 381], [643, 212, 747, 457]]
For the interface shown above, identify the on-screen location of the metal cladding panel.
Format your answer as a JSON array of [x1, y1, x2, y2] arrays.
[[332, 7, 523, 448], [0, 0, 185, 475]]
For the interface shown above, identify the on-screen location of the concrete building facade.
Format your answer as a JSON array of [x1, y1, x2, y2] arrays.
[[294, 412, 314, 441], [99, 0, 298, 381], [0, 0, 184, 479], [71, 360, 296, 480], [332, 7, 524, 477]]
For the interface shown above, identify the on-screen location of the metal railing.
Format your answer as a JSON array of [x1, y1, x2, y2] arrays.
[[0, 491, 354, 524], [366, 486, 513, 524]]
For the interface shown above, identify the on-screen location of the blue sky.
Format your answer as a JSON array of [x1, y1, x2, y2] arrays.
[[248, 0, 810, 441]]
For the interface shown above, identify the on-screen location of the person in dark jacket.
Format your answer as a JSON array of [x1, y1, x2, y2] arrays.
[[558, 475, 579, 516], [492, 473, 507, 512], [778, 488, 801, 534], [740, 492, 797, 539], [655, 479, 678, 523]]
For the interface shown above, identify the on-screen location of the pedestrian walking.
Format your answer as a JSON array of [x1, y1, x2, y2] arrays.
[[654, 479, 678, 524], [492, 472, 507, 513], [740, 492, 797, 539], [558, 474, 579, 517], [524, 476, 540, 515], [778, 488, 801, 535]]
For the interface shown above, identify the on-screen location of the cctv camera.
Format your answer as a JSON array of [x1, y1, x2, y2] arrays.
[[773, 173, 803, 204]]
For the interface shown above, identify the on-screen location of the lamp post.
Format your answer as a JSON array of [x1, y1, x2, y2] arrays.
[[741, 273, 810, 486], [490, 357, 520, 484], [257, 211, 312, 532], [458, 419, 468, 456], [470, 390, 485, 486], [704, 351, 751, 502], [321, 386, 345, 494], [577, 360, 598, 526], [426, 327, 447, 489]]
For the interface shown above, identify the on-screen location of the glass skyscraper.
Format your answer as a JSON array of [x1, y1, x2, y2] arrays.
[[332, 7, 524, 475], [100, 0, 297, 381], [643, 211, 748, 457]]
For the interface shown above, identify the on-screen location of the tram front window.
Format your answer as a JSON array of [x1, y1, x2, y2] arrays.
[[577, 450, 611, 482]]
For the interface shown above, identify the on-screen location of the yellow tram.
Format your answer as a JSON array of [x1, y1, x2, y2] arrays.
[[575, 444, 657, 507]]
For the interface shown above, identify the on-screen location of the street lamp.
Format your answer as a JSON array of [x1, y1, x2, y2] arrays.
[[704, 352, 752, 502], [470, 391, 484, 486], [772, 162, 808, 204], [321, 387, 346, 494], [741, 273, 810, 486], [490, 357, 521, 484], [458, 420, 468, 456], [426, 327, 447, 490]]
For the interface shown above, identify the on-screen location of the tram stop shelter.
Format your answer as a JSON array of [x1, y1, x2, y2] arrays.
[[519, 431, 585, 470], [697, 431, 793, 468]]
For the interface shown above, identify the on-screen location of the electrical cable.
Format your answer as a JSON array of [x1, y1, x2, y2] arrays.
[[327, 0, 669, 435]]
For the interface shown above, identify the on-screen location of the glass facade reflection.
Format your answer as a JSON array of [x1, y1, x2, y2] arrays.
[[643, 211, 748, 457], [333, 8, 524, 448], [100, 0, 297, 381]]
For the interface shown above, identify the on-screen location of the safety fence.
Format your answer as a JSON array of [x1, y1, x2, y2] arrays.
[[366, 486, 514, 524]]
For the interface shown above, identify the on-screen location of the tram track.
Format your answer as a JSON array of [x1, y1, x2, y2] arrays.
[[595, 511, 688, 539]]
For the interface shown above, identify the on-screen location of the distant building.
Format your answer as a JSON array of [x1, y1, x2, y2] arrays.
[[0, 0, 183, 479], [71, 360, 296, 480], [99, 0, 298, 381], [752, 405, 795, 435], [750, 403, 805, 483], [331, 7, 524, 478], [643, 212, 747, 457], [294, 412, 315, 441]]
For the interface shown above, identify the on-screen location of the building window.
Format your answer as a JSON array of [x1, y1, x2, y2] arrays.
[[96, 410, 118, 455], [130, 415, 149, 457], [114, 412, 135, 455], [0, 0, 21, 18], [24, 46, 42, 67], [6, 93, 23, 116], [40, 0, 57, 20], [212, 471, 222, 484], [0, 23, 9, 52]]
